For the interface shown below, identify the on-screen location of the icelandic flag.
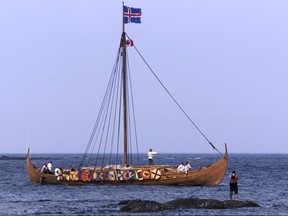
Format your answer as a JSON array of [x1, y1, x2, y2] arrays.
[[124, 6, 142, 24]]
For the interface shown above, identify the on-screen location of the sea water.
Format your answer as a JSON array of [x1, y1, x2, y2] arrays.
[[0, 153, 287, 215]]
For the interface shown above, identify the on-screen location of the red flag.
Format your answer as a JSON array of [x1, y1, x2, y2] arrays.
[[126, 39, 134, 47]]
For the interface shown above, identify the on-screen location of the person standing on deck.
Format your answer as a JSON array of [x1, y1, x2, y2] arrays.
[[148, 149, 158, 165], [229, 171, 239, 200]]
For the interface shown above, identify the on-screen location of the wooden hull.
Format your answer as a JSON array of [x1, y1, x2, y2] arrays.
[[26, 145, 228, 186]]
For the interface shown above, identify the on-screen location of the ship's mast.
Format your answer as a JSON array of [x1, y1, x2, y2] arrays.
[[122, 2, 128, 166]]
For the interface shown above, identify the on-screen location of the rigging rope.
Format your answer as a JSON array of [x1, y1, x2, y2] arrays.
[[125, 33, 223, 156], [127, 50, 140, 165], [79, 48, 122, 169], [109, 57, 122, 165]]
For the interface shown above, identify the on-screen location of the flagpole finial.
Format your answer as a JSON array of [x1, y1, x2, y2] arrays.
[[122, 2, 125, 33]]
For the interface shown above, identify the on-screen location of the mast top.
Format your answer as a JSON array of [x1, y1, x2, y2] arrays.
[[122, 2, 125, 34]]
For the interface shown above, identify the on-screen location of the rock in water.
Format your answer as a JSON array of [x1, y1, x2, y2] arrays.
[[120, 198, 260, 212], [120, 199, 163, 212], [223, 200, 260, 208], [164, 198, 226, 209]]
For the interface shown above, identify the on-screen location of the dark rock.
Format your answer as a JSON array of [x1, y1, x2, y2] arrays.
[[120, 200, 163, 212], [223, 200, 260, 208], [118, 200, 131, 205], [120, 198, 260, 212], [165, 198, 200, 209], [198, 199, 226, 209]]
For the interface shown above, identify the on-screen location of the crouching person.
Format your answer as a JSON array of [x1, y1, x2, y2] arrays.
[[54, 167, 63, 181], [41, 164, 48, 173]]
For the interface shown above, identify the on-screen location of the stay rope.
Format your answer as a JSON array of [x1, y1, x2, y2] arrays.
[[125, 33, 223, 156]]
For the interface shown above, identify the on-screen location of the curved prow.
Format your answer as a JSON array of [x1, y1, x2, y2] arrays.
[[224, 143, 228, 161], [26, 148, 41, 183], [26, 148, 30, 160], [214, 143, 228, 185], [204, 143, 228, 186]]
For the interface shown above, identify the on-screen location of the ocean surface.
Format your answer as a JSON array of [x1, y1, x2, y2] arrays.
[[0, 153, 287, 216]]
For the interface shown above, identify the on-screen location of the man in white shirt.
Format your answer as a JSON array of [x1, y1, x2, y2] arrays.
[[148, 149, 158, 165], [184, 160, 192, 173], [177, 162, 185, 172]]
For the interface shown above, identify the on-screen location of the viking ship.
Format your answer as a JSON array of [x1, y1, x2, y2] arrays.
[[26, 4, 228, 186]]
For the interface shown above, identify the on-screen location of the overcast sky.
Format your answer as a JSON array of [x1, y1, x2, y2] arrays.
[[1, 0, 288, 154]]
